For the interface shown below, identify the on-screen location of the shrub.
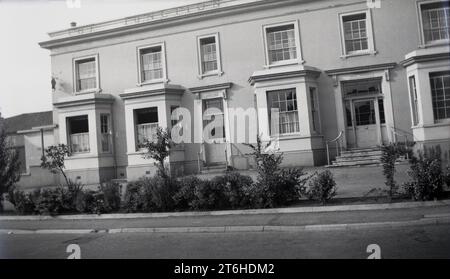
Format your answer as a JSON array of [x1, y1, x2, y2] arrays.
[[190, 179, 228, 210], [34, 187, 70, 215], [123, 180, 145, 213], [0, 126, 21, 211], [404, 147, 444, 201], [140, 176, 179, 212], [380, 142, 413, 198], [211, 172, 254, 209], [307, 170, 337, 205], [6, 188, 35, 215], [246, 136, 306, 208], [40, 144, 71, 186], [100, 182, 121, 213], [173, 176, 200, 210], [444, 166, 450, 188], [82, 190, 107, 214]]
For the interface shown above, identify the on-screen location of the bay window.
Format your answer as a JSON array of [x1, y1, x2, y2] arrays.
[[134, 107, 159, 149], [67, 115, 90, 153], [267, 88, 299, 135], [429, 71, 450, 121]]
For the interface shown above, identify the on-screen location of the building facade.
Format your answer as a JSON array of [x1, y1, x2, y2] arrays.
[[39, 0, 450, 185]]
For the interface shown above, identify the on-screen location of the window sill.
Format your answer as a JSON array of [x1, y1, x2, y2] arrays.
[[264, 59, 305, 69], [415, 121, 450, 129], [340, 50, 377, 59], [137, 79, 169, 87], [270, 133, 310, 141], [75, 88, 102, 95], [419, 40, 450, 49], [197, 71, 224, 79]]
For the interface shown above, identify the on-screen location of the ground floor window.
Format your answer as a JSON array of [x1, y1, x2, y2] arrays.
[[134, 107, 158, 149], [100, 114, 111, 153], [67, 115, 90, 153], [409, 76, 419, 125], [429, 71, 450, 121], [267, 88, 299, 135]]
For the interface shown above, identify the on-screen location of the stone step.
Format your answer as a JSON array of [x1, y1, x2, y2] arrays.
[[335, 155, 382, 163], [200, 163, 228, 174], [331, 159, 381, 167], [339, 150, 382, 158]]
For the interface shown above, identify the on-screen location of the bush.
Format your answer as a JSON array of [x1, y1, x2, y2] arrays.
[[211, 172, 254, 209], [7, 188, 35, 215], [123, 180, 145, 213], [141, 176, 179, 212], [380, 143, 413, 198], [246, 136, 307, 208], [173, 176, 200, 210], [190, 179, 228, 210], [307, 170, 337, 205], [34, 187, 70, 215], [404, 147, 444, 201], [100, 182, 121, 213], [82, 190, 107, 214]]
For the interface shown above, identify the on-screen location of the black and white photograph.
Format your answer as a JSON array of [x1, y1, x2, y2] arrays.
[[0, 0, 450, 267]]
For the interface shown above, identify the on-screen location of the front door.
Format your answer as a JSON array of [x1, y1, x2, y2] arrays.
[[203, 98, 226, 165], [353, 99, 378, 148], [346, 98, 380, 148]]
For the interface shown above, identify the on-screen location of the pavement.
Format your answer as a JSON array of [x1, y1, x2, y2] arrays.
[[1, 201, 450, 258]]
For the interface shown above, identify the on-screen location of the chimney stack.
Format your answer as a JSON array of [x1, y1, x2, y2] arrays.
[[70, 22, 77, 28]]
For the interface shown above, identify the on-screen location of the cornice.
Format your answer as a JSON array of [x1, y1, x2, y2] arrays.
[[53, 93, 115, 109], [324, 62, 397, 76], [400, 52, 450, 67], [39, 0, 320, 49], [120, 83, 185, 100], [189, 82, 233, 94], [249, 66, 322, 85]]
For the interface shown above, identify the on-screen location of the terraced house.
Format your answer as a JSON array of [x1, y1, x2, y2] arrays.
[[37, 0, 450, 186]]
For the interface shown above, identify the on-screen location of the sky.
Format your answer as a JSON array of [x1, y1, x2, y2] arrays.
[[0, 0, 202, 118]]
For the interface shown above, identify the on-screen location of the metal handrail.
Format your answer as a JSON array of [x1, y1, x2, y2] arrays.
[[326, 130, 344, 166], [197, 142, 204, 173]]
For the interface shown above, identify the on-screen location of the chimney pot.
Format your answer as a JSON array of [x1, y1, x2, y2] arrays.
[[70, 22, 77, 27]]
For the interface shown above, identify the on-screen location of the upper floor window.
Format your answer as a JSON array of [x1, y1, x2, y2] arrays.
[[197, 33, 222, 77], [263, 21, 302, 66], [267, 88, 300, 135], [429, 71, 450, 122], [339, 10, 375, 57], [419, 0, 450, 45], [74, 55, 99, 93], [138, 43, 166, 84]]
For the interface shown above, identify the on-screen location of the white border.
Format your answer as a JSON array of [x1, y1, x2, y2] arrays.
[[136, 42, 168, 86], [262, 20, 304, 68], [73, 54, 100, 94], [338, 9, 377, 59], [196, 32, 224, 79], [416, 0, 450, 48]]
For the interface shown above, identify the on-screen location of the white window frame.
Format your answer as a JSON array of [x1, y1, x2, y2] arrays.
[[100, 113, 111, 154], [338, 9, 376, 58], [417, 0, 450, 47], [137, 42, 168, 86], [266, 88, 301, 136], [196, 33, 223, 79], [262, 20, 304, 68], [309, 86, 321, 134], [73, 54, 100, 94]]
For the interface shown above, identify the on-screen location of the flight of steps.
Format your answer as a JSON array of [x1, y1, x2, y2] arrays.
[[200, 162, 228, 174], [328, 147, 382, 167]]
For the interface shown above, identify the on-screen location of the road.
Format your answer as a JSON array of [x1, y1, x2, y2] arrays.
[[1, 224, 450, 259]]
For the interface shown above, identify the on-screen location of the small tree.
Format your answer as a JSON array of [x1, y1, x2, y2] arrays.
[[380, 142, 413, 199], [142, 127, 174, 178], [41, 144, 71, 186], [0, 126, 21, 211]]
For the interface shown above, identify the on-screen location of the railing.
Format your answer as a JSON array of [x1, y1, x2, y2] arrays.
[[326, 130, 344, 166], [70, 132, 90, 153], [136, 123, 158, 147], [197, 143, 205, 173], [388, 126, 416, 160]]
